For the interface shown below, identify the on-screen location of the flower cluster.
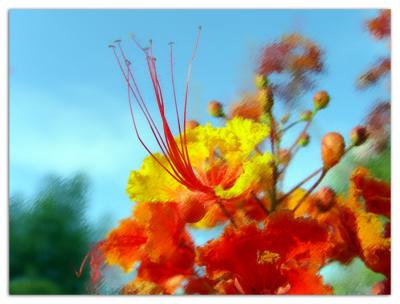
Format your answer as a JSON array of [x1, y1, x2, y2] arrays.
[[357, 10, 391, 154], [81, 24, 390, 295], [257, 33, 323, 105]]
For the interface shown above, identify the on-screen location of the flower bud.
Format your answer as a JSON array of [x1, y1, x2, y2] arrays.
[[300, 110, 313, 122], [280, 113, 290, 124], [208, 100, 224, 118], [313, 91, 330, 111], [178, 198, 206, 223], [278, 149, 291, 165], [350, 126, 368, 146], [298, 133, 310, 147], [185, 120, 200, 129], [254, 74, 268, 89], [321, 132, 345, 169], [316, 187, 336, 212], [258, 87, 274, 112]]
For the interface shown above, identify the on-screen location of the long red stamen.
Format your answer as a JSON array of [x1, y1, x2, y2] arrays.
[[111, 45, 190, 185], [110, 28, 212, 194], [169, 42, 186, 162]]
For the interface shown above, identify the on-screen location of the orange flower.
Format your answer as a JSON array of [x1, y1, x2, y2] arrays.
[[280, 168, 390, 277], [94, 202, 196, 293], [367, 10, 390, 39], [198, 211, 331, 294], [350, 167, 390, 218], [229, 95, 265, 121], [101, 218, 147, 271]]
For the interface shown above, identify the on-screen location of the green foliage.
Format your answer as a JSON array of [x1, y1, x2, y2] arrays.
[[320, 258, 384, 295], [320, 145, 390, 294], [322, 145, 390, 194], [9, 277, 62, 295], [9, 174, 92, 294]]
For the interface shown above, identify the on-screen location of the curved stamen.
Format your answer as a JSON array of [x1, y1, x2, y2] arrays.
[[111, 28, 212, 194]]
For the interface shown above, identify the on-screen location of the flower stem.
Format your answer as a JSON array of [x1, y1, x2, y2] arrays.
[[251, 192, 269, 216], [216, 200, 237, 228], [279, 119, 302, 134], [292, 170, 327, 212], [291, 144, 356, 212], [278, 167, 323, 203], [287, 119, 312, 156], [268, 112, 279, 211]]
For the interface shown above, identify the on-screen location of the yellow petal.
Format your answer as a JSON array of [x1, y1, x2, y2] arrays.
[[215, 152, 273, 199], [126, 153, 185, 202]]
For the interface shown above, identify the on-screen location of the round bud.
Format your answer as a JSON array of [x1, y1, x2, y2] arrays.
[[316, 187, 336, 212], [186, 120, 200, 129], [350, 126, 368, 146], [298, 133, 310, 147], [254, 74, 268, 89], [278, 149, 291, 165], [313, 91, 330, 111], [208, 100, 224, 118], [258, 88, 274, 112], [321, 132, 345, 169], [300, 110, 313, 122], [178, 199, 206, 223], [280, 113, 290, 124]]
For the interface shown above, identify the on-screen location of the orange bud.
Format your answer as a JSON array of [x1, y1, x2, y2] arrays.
[[254, 74, 268, 89], [298, 133, 310, 147], [313, 91, 330, 110], [316, 187, 336, 212], [208, 100, 224, 117], [185, 120, 200, 129], [178, 199, 206, 223], [350, 126, 368, 146], [257, 87, 274, 112], [280, 113, 290, 124], [300, 110, 313, 121], [321, 132, 345, 169]]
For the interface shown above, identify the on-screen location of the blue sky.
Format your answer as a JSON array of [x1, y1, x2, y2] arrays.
[[9, 9, 388, 227]]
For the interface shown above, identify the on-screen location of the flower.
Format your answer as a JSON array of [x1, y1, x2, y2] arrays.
[[228, 95, 265, 121], [126, 118, 272, 215], [197, 211, 332, 294], [281, 168, 390, 276], [98, 202, 196, 293], [110, 30, 272, 226], [367, 10, 390, 40], [258, 33, 324, 105]]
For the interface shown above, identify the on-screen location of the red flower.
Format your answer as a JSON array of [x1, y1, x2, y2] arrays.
[[350, 167, 390, 218], [367, 10, 391, 39], [198, 211, 332, 294]]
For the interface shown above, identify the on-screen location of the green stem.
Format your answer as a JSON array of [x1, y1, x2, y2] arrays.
[[278, 167, 323, 203], [293, 170, 327, 212], [279, 119, 302, 134]]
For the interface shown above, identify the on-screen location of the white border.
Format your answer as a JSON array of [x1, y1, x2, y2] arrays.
[[1, 1, 399, 304]]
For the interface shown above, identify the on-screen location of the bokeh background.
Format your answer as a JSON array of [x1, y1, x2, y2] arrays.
[[9, 9, 389, 294]]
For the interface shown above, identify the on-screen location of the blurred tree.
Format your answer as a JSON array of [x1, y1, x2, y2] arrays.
[[9, 174, 92, 294]]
